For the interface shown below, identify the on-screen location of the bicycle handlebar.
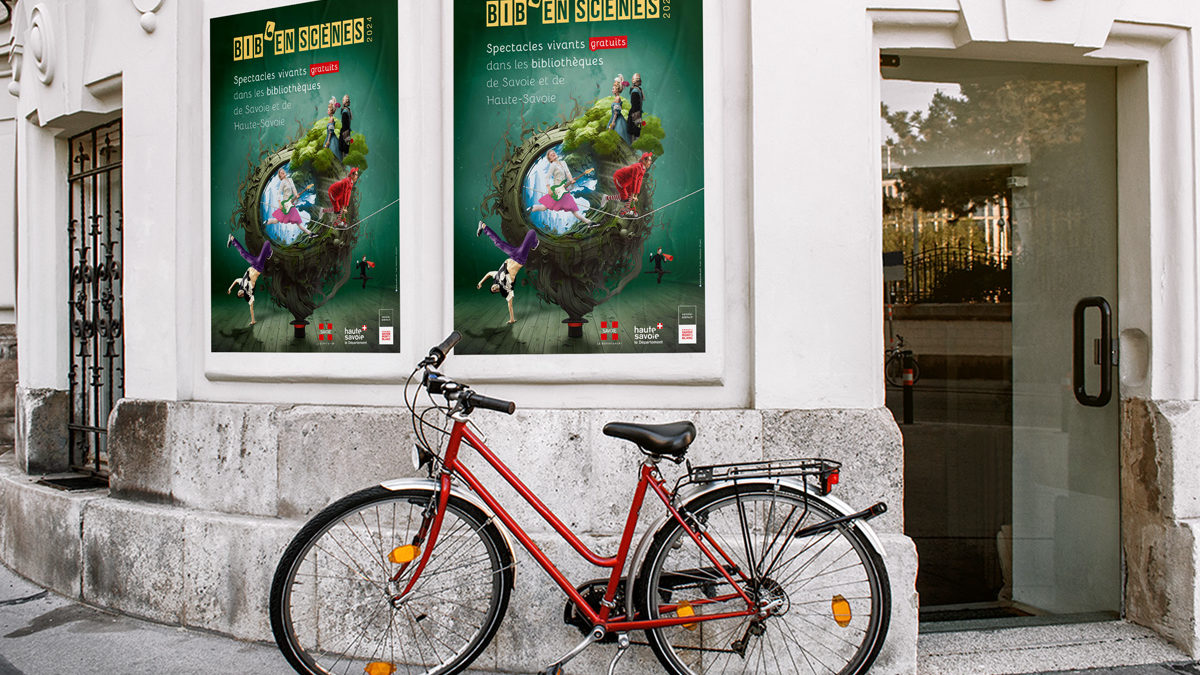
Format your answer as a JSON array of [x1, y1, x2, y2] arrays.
[[418, 337, 516, 415], [427, 331, 461, 367], [463, 392, 517, 415]]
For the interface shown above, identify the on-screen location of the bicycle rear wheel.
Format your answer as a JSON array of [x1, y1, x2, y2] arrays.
[[270, 485, 513, 675], [635, 484, 890, 675]]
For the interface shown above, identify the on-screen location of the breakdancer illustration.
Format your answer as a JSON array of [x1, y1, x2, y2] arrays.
[[226, 235, 273, 325], [475, 220, 540, 325]]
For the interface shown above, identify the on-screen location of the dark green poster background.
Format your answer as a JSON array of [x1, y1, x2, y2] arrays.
[[210, 0, 400, 353], [453, 1, 705, 355]]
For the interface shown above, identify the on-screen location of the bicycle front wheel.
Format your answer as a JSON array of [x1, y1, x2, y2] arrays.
[[270, 485, 514, 675], [635, 484, 890, 675]]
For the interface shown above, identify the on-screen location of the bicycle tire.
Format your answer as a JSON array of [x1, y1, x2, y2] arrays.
[[270, 485, 514, 675], [634, 483, 890, 675], [885, 353, 920, 387]]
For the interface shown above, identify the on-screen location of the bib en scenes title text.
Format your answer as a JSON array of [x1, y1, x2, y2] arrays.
[[485, 0, 669, 27], [232, 16, 369, 62]]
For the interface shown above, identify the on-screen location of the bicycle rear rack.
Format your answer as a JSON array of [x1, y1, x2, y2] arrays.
[[674, 458, 842, 496]]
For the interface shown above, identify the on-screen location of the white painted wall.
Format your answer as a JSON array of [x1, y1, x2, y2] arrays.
[[3, 0, 1199, 413], [751, 2, 882, 410], [0, 23, 15, 325]]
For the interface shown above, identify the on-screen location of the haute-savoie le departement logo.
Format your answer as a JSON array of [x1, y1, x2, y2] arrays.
[[633, 321, 666, 345]]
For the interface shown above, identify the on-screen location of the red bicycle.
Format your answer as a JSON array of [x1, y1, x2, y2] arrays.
[[270, 333, 891, 675]]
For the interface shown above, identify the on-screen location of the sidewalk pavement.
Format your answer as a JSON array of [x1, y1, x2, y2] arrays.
[[1, 557, 1198, 675], [0, 562, 512, 675], [1036, 662, 1195, 667]]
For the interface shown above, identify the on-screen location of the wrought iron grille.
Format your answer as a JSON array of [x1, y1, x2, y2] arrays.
[[886, 246, 1011, 304], [67, 119, 123, 476]]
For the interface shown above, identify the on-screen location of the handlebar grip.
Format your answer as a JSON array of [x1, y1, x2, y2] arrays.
[[429, 331, 462, 366], [465, 392, 516, 415]]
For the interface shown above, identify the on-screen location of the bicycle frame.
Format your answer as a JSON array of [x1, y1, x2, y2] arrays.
[[400, 418, 761, 632]]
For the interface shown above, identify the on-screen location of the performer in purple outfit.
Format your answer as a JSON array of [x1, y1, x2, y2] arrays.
[[475, 221, 540, 324], [226, 235, 273, 325]]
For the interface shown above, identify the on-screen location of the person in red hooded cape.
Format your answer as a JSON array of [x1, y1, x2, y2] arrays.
[[610, 152, 654, 216], [324, 167, 359, 220]]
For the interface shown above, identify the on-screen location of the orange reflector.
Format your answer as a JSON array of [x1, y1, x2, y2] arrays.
[[832, 594, 852, 627], [388, 545, 420, 564], [364, 663, 396, 675], [677, 600, 697, 630]]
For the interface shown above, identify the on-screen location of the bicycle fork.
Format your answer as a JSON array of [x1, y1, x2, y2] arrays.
[[389, 476, 452, 605]]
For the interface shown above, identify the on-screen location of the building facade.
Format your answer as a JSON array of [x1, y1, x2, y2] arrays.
[[2, 1, 1200, 673]]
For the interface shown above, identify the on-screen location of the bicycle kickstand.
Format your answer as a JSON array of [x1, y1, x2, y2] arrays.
[[607, 633, 630, 675], [543, 625, 605, 675]]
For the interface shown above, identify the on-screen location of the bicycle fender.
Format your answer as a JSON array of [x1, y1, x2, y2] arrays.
[[624, 478, 887, 605], [801, 488, 888, 559], [379, 477, 517, 579]]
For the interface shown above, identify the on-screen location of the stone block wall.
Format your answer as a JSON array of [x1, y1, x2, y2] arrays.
[[42, 398, 914, 674], [0, 325, 15, 455], [1122, 399, 1200, 654]]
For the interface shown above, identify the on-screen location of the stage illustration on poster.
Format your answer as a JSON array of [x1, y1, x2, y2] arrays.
[[210, 0, 399, 352], [453, 1, 705, 355]]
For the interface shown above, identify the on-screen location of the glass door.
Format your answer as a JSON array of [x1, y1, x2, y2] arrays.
[[881, 58, 1120, 623]]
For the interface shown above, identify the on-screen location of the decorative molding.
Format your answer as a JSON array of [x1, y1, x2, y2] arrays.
[[0, 39, 11, 79], [27, 4, 52, 85], [84, 72, 122, 100], [5, 40, 19, 97], [4, 3, 18, 97], [131, 0, 164, 34]]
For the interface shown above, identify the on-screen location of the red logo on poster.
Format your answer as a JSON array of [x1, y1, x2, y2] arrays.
[[318, 322, 334, 341], [310, 61, 339, 77], [600, 320, 619, 342], [589, 36, 628, 52]]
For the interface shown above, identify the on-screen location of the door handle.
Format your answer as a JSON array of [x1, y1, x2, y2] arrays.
[[1073, 297, 1113, 407]]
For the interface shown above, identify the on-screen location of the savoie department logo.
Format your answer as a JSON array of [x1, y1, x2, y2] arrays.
[[600, 320, 619, 342]]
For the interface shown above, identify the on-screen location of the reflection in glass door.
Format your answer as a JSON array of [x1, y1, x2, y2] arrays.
[[881, 58, 1119, 624]]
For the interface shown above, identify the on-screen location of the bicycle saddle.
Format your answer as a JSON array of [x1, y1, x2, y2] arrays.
[[603, 421, 696, 458]]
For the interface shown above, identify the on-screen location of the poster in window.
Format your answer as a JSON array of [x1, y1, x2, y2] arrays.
[[209, 0, 400, 352], [453, 0, 705, 354]]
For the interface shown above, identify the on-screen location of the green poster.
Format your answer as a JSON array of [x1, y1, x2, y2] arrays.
[[210, 0, 399, 352], [454, 0, 704, 354]]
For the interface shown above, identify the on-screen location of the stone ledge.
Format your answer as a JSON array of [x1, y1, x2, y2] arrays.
[[0, 454, 105, 597], [0, 451, 919, 673]]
